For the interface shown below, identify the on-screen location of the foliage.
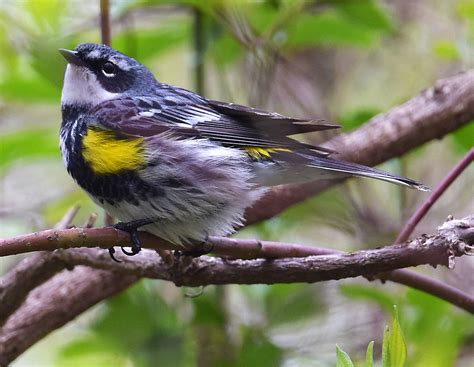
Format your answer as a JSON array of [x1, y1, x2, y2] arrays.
[[336, 306, 406, 367]]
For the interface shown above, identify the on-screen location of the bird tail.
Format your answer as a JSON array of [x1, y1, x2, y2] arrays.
[[302, 155, 430, 191], [251, 150, 430, 191]]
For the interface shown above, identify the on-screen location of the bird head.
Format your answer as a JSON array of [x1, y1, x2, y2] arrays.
[[59, 43, 157, 107]]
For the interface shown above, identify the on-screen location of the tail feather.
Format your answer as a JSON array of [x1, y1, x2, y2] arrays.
[[304, 155, 430, 191]]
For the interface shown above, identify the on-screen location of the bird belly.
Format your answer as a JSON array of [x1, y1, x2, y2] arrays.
[[96, 136, 266, 245]]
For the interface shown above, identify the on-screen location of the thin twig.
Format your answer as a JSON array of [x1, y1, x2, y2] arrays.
[[378, 269, 474, 312], [83, 212, 98, 228], [395, 148, 474, 244], [104, 212, 114, 226], [100, 0, 111, 46], [0, 267, 137, 366], [53, 204, 80, 230]]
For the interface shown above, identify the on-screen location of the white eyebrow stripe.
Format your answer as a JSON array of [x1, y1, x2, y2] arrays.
[[88, 50, 101, 59], [111, 57, 132, 71]]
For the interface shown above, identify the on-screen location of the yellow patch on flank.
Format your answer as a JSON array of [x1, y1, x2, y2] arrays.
[[244, 147, 292, 160], [82, 128, 145, 174]]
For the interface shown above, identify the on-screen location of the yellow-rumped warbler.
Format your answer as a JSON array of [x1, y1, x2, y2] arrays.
[[59, 43, 428, 259]]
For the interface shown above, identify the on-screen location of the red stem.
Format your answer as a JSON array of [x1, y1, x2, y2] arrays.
[[395, 148, 474, 244]]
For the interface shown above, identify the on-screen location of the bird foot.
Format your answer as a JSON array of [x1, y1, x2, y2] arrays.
[[174, 237, 213, 258], [108, 219, 154, 262]]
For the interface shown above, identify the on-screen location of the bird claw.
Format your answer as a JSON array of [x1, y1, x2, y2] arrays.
[[108, 247, 121, 263], [174, 237, 213, 258], [108, 218, 154, 261]]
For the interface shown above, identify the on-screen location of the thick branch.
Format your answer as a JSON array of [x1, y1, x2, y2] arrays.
[[0, 267, 137, 366], [245, 70, 474, 224], [54, 226, 472, 287], [0, 253, 65, 328]]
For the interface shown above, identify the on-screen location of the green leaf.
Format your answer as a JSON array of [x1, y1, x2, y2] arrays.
[[0, 129, 60, 174], [451, 121, 474, 152], [389, 306, 406, 367], [192, 289, 226, 325], [24, 0, 64, 32], [56, 338, 130, 367], [42, 190, 95, 226], [55, 283, 186, 367], [112, 17, 191, 62], [336, 345, 354, 367], [236, 328, 282, 367], [382, 325, 390, 367], [246, 2, 280, 35], [338, 108, 381, 130], [208, 32, 242, 67], [337, 0, 393, 31], [432, 40, 460, 61], [0, 75, 60, 102], [365, 341, 374, 367], [339, 284, 396, 312], [265, 284, 323, 324], [285, 10, 384, 48], [403, 289, 474, 367], [456, 0, 474, 20], [28, 37, 71, 88]]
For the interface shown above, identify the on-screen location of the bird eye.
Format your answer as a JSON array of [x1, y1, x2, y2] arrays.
[[102, 62, 117, 76]]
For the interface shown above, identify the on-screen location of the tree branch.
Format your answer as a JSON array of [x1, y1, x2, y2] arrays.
[[0, 217, 472, 365], [0, 228, 341, 258], [0, 267, 137, 366], [377, 269, 474, 313], [52, 219, 473, 288]]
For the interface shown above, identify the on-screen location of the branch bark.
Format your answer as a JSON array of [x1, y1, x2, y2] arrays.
[[0, 267, 137, 366], [1, 70, 473, 364], [51, 221, 473, 287]]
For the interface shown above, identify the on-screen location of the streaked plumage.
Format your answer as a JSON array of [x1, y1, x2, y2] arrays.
[[60, 43, 428, 249]]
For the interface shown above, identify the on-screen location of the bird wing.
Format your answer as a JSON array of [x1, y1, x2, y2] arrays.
[[91, 95, 337, 156], [89, 95, 429, 191]]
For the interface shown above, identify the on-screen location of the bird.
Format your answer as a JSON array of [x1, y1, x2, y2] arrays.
[[59, 43, 429, 260]]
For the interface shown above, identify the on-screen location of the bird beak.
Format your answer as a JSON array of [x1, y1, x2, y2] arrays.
[[59, 48, 85, 67]]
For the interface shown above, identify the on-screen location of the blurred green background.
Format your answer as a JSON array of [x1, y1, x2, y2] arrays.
[[1, 0, 473, 366]]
